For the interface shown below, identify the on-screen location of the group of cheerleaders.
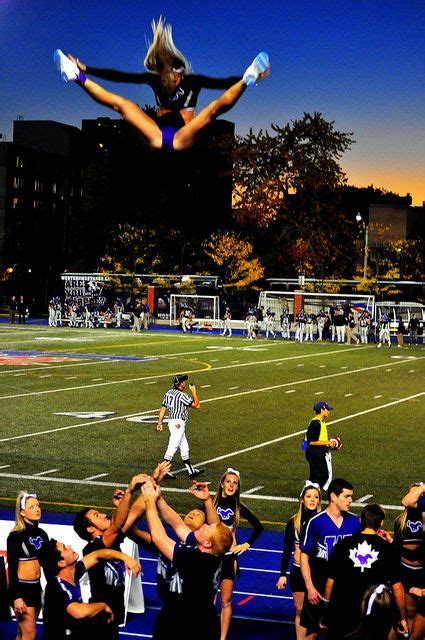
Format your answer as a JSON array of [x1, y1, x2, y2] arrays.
[[8, 468, 262, 640], [7, 473, 425, 640], [54, 17, 270, 153]]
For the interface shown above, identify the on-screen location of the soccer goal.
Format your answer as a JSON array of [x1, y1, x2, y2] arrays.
[[170, 294, 221, 328], [258, 291, 375, 320]]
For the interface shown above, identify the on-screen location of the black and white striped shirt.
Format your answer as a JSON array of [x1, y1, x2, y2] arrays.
[[162, 388, 193, 421]]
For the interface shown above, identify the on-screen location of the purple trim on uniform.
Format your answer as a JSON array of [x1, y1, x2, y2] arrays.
[[76, 70, 87, 86], [161, 126, 178, 151]]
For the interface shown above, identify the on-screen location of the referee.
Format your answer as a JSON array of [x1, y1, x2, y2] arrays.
[[157, 374, 204, 479]]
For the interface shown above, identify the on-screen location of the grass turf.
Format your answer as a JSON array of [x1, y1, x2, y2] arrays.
[[0, 324, 423, 530]]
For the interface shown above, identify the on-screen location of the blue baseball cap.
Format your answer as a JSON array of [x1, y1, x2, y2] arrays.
[[313, 401, 333, 412]]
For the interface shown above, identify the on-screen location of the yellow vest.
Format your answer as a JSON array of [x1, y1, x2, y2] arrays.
[[309, 417, 328, 442]]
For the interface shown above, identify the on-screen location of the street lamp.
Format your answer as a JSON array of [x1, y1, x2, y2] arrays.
[[356, 212, 369, 279]]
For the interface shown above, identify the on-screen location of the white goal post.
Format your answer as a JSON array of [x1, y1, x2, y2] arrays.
[[258, 290, 375, 320], [170, 294, 221, 327]]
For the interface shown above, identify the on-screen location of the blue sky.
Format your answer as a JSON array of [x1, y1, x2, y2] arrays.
[[1, 0, 424, 203]]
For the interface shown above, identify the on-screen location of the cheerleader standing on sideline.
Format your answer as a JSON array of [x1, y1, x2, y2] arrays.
[[276, 483, 321, 640], [7, 492, 50, 640]]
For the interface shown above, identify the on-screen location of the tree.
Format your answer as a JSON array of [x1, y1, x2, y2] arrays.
[[231, 113, 356, 279], [204, 232, 264, 288]]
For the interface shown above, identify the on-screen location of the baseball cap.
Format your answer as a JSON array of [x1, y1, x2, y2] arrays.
[[173, 374, 188, 388], [313, 401, 333, 412]]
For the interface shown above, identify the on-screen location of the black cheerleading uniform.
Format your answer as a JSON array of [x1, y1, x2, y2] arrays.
[[394, 506, 425, 591], [83, 534, 126, 637], [7, 521, 49, 609], [279, 508, 318, 593], [153, 531, 222, 640], [84, 67, 241, 150], [215, 494, 264, 581], [215, 494, 263, 543]]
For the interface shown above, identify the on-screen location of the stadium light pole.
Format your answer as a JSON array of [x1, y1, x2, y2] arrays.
[[356, 212, 369, 279]]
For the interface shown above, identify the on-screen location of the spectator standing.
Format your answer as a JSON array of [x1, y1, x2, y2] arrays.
[[9, 295, 18, 323], [141, 296, 150, 330], [346, 312, 360, 345], [408, 313, 420, 346], [396, 317, 406, 348], [17, 295, 27, 324]]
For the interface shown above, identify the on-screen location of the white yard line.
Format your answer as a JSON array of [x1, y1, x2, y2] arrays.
[[357, 494, 374, 503], [0, 471, 405, 511], [33, 469, 59, 476], [0, 360, 423, 444], [84, 473, 110, 480], [0, 344, 348, 377], [241, 486, 264, 495], [0, 346, 366, 401], [173, 390, 424, 475]]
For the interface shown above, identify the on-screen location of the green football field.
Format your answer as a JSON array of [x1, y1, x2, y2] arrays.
[[0, 324, 423, 530]]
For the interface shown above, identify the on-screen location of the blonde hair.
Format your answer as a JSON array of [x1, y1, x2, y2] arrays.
[[11, 490, 36, 532], [293, 485, 321, 535], [395, 482, 423, 535], [144, 16, 191, 94], [214, 470, 241, 528], [209, 522, 233, 555]]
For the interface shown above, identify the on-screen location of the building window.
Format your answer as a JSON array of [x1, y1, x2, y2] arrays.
[[34, 179, 44, 192], [52, 182, 57, 194], [13, 197, 24, 209], [13, 176, 24, 189], [33, 200, 43, 210], [16, 156, 26, 168]]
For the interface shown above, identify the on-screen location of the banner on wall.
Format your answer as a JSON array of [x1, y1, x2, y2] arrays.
[[61, 275, 108, 308]]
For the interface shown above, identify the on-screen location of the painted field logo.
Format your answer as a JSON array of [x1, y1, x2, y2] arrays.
[[54, 411, 117, 419], [127, 416, 168, 425], [0, 355, 79, 366]]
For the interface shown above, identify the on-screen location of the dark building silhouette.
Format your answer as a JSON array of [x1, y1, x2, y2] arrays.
[[0, 116, 235, 306], [368, 202, 424, 247]]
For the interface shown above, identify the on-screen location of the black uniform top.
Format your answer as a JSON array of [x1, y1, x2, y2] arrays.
[[83, 534, 126, 623], [394, 506, 424, 564], [327, 533, 401, 633], [85, 66, 240, 111], [279, 508, 318, 575], [306, 418, 329, 452], [172, 533, 221, 613], [215, 494, 264, 546], [7, 521, 50, 601], [156, 531, 196, 604], [408, 317, 420, 331], [43, 560, 86, 640]]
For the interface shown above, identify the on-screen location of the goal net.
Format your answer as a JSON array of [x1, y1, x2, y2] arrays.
[[170, 294, 220, 328], [258, 291, 375, 320]]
